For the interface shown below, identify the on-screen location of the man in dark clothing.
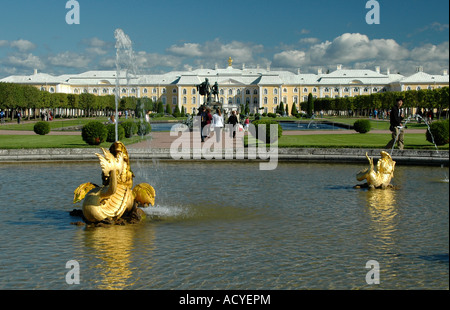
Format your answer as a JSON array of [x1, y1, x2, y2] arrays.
[[227, 110, 238, 138], [386, 98, 404, 150], [197, 105, 208, 142]]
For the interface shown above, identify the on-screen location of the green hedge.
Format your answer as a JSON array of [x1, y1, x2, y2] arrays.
[[121, 120, 138, 138], [353, 119, 371, 133], [426, 119, 449, 146], [106, 123, 125, 142], [33, 121, 50, 135], [81, 121, 107, 145], [137, 120, 152, 136], [250, 120, 283, 143]]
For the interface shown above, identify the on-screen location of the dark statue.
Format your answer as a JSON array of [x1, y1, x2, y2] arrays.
[[211, 82, 219, 102], [196, 78, 211, 104]]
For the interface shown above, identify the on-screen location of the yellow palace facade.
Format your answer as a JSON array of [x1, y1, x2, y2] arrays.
[[1, 59, 448, 115]]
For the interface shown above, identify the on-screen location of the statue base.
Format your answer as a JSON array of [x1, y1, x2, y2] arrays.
[[70, 205, 147, 227], [353, 183, 399, 190]]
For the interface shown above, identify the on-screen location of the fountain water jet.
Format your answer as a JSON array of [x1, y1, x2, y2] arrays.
[[114, 29, 137, 142]]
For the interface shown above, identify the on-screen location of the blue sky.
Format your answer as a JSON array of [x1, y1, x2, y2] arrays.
[[0, 0, 448, 78]]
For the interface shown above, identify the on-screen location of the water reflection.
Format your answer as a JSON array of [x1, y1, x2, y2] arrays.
[[365, 189, 399, 248], [78, 224, 156, 290]]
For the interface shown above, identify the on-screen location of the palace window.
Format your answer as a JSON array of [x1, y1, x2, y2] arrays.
[[264, 97, 268, 105], [192, 88, 196, 95], [263, 88, 268, 95], [183, 97, 187, 104], [253, 98, 258, 104], [172, 89, 177, 93], [283, 88, 287, 93], [182, 89, 187, 95], [246, 89, 250, 95], [172, 97, 177, 105], [103, 88, 108, 94], [274, 97, 278, 105], [152, 88, 157, 94], [229, 89, 233, 95], [192, 97, 196, 104], [121, 88, 127, 94], [253, 89, 258, 95], [143, 88, 148, 94], [303, 88, 307, 92], [293, 96, 298, 103], [274, 88, 278, 95], [313, 88, 317, 92], [416, 86, 421, 91], [220, 89, 224, 95], [334, 88, 339, 92], [50, 87, 55, 93]]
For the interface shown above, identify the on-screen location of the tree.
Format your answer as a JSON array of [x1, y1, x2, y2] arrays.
[[173, 105, 181, 117], [291, 102, 298, 116], [157, 101, 164, 114], [307, 93, 314, 117]]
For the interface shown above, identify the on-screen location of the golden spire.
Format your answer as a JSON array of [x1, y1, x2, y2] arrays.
[[228, 57, 233, 67]]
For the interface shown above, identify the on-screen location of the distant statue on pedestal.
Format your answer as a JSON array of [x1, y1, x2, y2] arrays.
[[196, 78, 211, 105], [211, 82, 219, 102]]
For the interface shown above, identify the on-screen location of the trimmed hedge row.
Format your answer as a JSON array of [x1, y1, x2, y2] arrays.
[[81, 120, 151, 145]]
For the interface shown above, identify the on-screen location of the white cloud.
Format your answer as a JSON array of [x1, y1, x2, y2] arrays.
[[273, 50, 306, 67], [167, 39, 264, 66], [10, 39, 36, 52], [47, 52, 90, 68], [167, 43, 202, 57], [271, 33, 448, 75], [7, 53, 44, 69]]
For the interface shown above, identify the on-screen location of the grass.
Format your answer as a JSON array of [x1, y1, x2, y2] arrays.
[[246, 133, 449, 150], [0, 134, 148, 149], [0, 117, 109, 131]]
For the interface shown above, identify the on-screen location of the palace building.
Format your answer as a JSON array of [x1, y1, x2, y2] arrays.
[[1, 58, 448, 115]]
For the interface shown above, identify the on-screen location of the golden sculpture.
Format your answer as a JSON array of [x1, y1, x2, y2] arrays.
[[356, 151, 396, 189], [228, 56, 233, 67], [73, 141, 155, 224]]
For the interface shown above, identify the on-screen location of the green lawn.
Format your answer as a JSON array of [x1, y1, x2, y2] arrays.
[[0, 134, 148, 149], [0, 117, 109, 131], [246, 133, 448, 150]]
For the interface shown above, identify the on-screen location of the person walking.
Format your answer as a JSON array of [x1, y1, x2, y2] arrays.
[[386, 98, 405, 150], [211, 108, 224, 143], [227, 110, 238, 138]]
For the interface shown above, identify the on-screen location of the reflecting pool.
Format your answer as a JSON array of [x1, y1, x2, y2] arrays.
[[0, 161, 448, 289]]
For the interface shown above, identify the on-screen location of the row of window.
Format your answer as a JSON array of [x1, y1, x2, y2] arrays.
[[39, 85, 440, 96]]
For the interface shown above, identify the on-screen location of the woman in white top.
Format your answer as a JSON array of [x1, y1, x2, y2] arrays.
[[211, 108, 224, 143]]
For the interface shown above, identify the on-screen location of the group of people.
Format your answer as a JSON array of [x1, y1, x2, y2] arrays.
[[197, 106, 250, 143]]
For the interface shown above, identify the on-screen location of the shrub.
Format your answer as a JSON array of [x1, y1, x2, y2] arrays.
[[353, 119, 371, 133], [267, 112, 277, 118], [250, 120, 283, 143], [33, 121, 50, 135], [121, 120, 138, 138], [106, 123, 125, 142], [137, 120, 152, 136], [81, 121, 107, 145], [426, 119, 449, 146]]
